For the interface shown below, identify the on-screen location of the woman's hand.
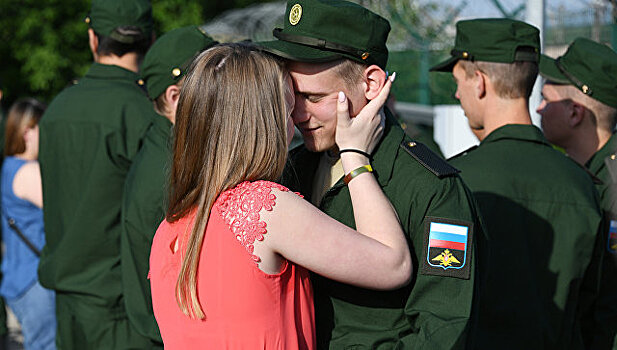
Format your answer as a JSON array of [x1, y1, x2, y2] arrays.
[[335, 72, 395, 154]]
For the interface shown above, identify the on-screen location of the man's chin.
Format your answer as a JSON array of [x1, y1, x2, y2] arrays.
[[302, 138, 334, 153]]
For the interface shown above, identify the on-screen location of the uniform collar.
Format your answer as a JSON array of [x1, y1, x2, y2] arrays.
[[85, 62, 141, 82], [369, 107, 405, 187], [586, 133, 617, 176], [481, 124, 551, 147], [152, 113, 173, 135]]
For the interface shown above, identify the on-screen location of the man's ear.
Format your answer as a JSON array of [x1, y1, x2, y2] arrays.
[[569, 101, 586, 127], [363, 65, 387, 100], [88, 28, 99, 62], [165, 84, 181, 123], [474, 70, 486, 99]]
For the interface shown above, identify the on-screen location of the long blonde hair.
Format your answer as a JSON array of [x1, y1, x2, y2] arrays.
[[167, 43, 290, 319]]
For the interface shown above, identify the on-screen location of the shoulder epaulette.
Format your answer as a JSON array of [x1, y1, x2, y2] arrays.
[[447, 145, 478, 161], [579, 163, 604, 185], [605, 152, 617, 183], [400, 140, 460, 178]]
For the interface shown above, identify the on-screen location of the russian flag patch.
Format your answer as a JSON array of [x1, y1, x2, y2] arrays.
[[608, 220, 617, 254], [421, 217, 473, 279]]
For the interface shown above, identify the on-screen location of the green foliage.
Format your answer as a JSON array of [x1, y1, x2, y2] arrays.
[[0, 0, 91, 106], [0, 0, 277, 108], [153, 1, 204, 34]]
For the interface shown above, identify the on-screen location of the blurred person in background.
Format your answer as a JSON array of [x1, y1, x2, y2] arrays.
[[537, 37, 617, 349], [0, 98, 55, 350], [0, 79, 8, 349], [37, 0, 157, 347]]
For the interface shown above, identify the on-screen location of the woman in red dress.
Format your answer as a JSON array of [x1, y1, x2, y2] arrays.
[[149, 43, 410, 349]]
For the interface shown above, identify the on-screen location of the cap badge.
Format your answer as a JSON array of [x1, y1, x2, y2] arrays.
[[581, 84, 591, 95], [84, 16, 91, 24], [137, 79, 144, 86], [289, 4, 302, 26], [172, 68, 182, 77], [361, 52, 370, 60]]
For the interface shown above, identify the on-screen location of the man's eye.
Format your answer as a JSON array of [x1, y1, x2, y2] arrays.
[[307, 95, 323, 103]]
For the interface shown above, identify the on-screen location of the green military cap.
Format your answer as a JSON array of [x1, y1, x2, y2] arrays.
[[141, 26, 218, 100], [258, 0, 390, 69], [86, 0, 153, 44], [431, 18, 540, 72], [539, 38, 617, 109]]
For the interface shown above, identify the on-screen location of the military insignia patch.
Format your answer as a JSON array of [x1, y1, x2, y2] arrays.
[[289, 4, 302, 26], [421, 217, 473, 279], [608, 220, 617, 254]]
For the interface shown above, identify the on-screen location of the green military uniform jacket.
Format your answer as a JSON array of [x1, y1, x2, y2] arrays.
[[38, 63, 157, 348], [449, 124, 603, 349], [282, 111, 479, 349], [121, 113, 172, 348], [581, 133, 617, 349]]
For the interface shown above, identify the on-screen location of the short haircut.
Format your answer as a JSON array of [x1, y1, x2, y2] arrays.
[[553, 84, 617, 132], [95, 26, 151, 58], [459, 60, 538, 99], [5, 98, 46, 156], [331, 58, 367, 90]]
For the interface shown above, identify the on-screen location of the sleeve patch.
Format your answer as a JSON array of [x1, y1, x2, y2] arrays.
[[421, 217, 473, 279], [608, 220, 617, 254]]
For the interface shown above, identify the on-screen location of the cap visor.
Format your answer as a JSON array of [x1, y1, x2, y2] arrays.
[[538, 54, 570, 84], [430, 56, 459, 72], [256, 39, 343, 63]]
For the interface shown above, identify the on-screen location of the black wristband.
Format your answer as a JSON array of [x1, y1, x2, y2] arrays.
[[339, 149, 372, 159]]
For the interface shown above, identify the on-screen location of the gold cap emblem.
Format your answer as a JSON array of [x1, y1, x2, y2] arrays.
[[361, 52, 370, 60], [289, 4, 302, 26], [172, 68, 181, 77], [582, 85, 590, 94], [611, 154, 616, 160], [84, 16, 91, 24], [137, 79, 144, 86], [462, 51, 469, 59]]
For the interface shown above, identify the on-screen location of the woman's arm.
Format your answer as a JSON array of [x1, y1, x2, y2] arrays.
[[14, 161, 43, 208], [263, 74, 412, 290]]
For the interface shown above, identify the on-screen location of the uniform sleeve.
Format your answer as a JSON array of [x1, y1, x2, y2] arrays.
[[120, 145, 166, 345], [580, 188, 617, 349], [402, 175, 480, 349]]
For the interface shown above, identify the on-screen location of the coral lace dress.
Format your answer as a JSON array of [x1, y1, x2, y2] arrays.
[[149, 181, 315, 349]]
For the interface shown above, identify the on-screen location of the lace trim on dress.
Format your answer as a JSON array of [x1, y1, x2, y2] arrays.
[[215, 180, 301, 263]]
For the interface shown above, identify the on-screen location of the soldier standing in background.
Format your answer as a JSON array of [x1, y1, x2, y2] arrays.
[[432, 19, 604, 349], [537, 37, 617, 349], [121, 25, 217, 349], [37, 0, 158, 348]]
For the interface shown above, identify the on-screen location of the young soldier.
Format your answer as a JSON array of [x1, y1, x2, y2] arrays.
[[121, 25, 217, 348], [37, 0, 158, 348], [431, 19, 603, 348], [537, 37, 617, 349], [259, 1, 480, 348]]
